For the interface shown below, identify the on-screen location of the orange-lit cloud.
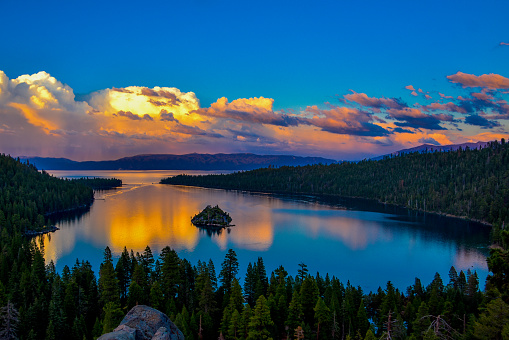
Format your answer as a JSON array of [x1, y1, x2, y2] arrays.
[[447, 72, 509, 89], [387, 108, 453, 130], [304, 105, 389, 136], [196, 97, 303, 127], [0, 69, 508, 161], [422, 102, 467, 114], [8, 103, 59, 134], [343, 91, 405, 111]]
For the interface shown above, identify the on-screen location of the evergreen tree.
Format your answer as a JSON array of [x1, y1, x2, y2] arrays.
[[247, 295, 274, 340], [160, 246, 180, 302], [412, 301, 431, 339], [244, 263, 257, 306], [98, 247, 119, 306], [297, 262, 308, 282], [300, 276, 319, 326], [102, 302, 124, 334], [286, 289, 303, 331], [314, 297, 330, 340], [356, 299, 370, 337], [227, 309, 241, 340], [473, 297, 509, 340], [219, 249, 239, 294], [150, 281, 164, 310], [0, 301, 19, 340], [115, 246, 131, 303]]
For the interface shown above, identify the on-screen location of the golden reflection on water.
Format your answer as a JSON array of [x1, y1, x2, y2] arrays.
[[42, 170, 490, 289], [43, 182, 277, 265]]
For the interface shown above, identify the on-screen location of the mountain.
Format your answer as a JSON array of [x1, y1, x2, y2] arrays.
[[22, 153, 336, 171], [370, 141, 490, 160]]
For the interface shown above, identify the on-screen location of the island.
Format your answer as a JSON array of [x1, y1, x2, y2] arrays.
[[191, 205, 233, 228]]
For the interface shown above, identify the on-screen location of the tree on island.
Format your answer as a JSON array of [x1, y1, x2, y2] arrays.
[[191, 205, 232, 227]]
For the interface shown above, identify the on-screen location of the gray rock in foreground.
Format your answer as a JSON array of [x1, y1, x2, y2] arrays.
[[98, 305, 184, 340]]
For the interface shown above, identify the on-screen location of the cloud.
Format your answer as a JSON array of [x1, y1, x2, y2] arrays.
[[9, 103, 59, 134], [391, 127, 415, 134], [500, 42, 509, 46], [423, 102, 467, 114], [387, 108, 449, 130], [159, 110, 178, 122], [88, 85, 200, 119], [1, 69, 508, 161], [342, 91, 406, 111], [411, 91, 418, 96], [418, 137, 441, 145], [464, 115, 501, 129], [447, 72, 509, 89], [0, 70, 91, 113], [111, 87, 133, 93], [304, 105, 390, 136], [114, 110, 154, 121], [197, 97, 303, 127], [439, 92, 454, 99]]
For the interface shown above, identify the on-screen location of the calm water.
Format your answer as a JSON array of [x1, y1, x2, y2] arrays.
[[43, 170, 491, 292]]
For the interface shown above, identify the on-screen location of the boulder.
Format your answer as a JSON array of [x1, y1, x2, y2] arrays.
[[98, 305, 184, 340]]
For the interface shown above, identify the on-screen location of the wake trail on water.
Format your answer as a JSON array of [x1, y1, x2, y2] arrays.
[[96, 183, 150, 199]]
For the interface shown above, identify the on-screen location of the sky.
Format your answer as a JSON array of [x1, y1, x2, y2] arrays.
[[0, 0, 508, 161]]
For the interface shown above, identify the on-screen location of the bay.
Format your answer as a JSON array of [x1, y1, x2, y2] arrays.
[[43, 170, 491, 292]]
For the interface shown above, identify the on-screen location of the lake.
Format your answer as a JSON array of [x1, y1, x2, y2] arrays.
[[43, 170, 491, 292]]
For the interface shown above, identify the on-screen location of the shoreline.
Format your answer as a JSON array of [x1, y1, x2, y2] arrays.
[[165, 183, 493, 227]]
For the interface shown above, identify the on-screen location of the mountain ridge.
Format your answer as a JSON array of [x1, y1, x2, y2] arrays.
[[370, 141, 490, 160], [21, 153, 337, 170]]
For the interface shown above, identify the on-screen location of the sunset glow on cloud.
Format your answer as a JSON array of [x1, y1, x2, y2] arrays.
[[0, 69, 508, 160]]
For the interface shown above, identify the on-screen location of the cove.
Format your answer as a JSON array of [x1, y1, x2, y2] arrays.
[[42, 170, 491, 292]]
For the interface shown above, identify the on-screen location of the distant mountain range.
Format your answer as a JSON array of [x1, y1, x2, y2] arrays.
[[22, 153, 337, 171], [370, 141, 490, 160], [20, 141, 491, 170]]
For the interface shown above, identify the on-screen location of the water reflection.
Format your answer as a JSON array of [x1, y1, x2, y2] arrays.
[[43, 170, 491, 291]]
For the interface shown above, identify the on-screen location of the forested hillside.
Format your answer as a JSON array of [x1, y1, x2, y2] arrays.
[[0, 154, 94, 233], [163, 139, 509, 226]]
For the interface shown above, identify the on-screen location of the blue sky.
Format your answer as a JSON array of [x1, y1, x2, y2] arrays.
[[0, 0, 508, 160]]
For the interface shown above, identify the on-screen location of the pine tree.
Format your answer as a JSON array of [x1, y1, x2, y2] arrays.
[[300, 275, 319, 326], [356, 299, 369, 337], [297, 263, 308, 283], [314, 297, 330, 340], [160, 246, 180, 302], [227, 309, 241, 340], [412, 301, 431, 338], [150, 281, 164, 310], [141, 245, 155, 278], [220, 249, 239, 294], [286, 289, 303, 331], [102, 301, 124, 334], [244, 263, 257, 306], [473, 298, 509, 340], [0, 300, 19, 340], [364, 329, 376, 340], [98, 247, 120, 306], [247, 295, 274, 340], [115, 246, 131, 303]]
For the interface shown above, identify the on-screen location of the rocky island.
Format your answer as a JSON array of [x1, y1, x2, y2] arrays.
[[191, 205, 233, 228]]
